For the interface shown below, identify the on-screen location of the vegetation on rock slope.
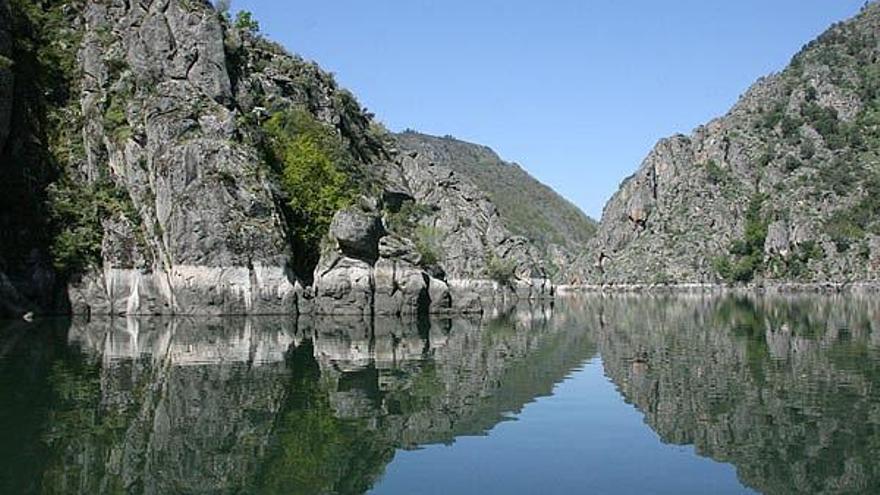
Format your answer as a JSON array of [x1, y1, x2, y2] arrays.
[[2, 0, 77, 276], [580, 2, 880, 285], [219, 10, 397, 279], [262, 108, 359, 268], [2, 0, 145, 280], [395, 131, 597, 279]]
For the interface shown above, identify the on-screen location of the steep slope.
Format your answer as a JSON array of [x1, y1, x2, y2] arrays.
[[395, 131, 597, 276], [0, 0, 551, 317], [574, 2, 880, 286], [377, 148, 554, 312]]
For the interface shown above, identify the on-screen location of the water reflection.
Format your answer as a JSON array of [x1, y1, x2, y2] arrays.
[[1, 302, 590, 494], [590, 295, 880, 495], [1, 295, 879, 494]]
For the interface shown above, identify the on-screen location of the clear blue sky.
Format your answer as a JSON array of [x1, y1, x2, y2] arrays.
[[230, 0, 867, 219]]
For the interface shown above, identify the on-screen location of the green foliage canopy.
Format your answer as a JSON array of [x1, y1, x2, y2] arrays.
[[486, 255, 517, 286], [715, 194, 768, 283], [263, 108, 357, 270]]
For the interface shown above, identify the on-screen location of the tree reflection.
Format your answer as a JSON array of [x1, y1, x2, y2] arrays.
[[0, 302, 586, 495], [258, 340, 393, 495]]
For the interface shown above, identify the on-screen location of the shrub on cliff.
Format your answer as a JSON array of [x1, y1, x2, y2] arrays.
[[414, 226, 443, 267], [48, 180, 138, 276], [263, 108, 357, 266], [824, 173, 880, 249], [385, 200, 433, 236], [486, 255, 517, 286], [715, 194, 768, 283], [233, 10, 260, 34]]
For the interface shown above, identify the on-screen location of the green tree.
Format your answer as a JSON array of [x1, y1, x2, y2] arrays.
[[486, 255, 517, 286], [234, 10, 260, 34], [715, 194, 768, 283], [263, 108, 357, 274]]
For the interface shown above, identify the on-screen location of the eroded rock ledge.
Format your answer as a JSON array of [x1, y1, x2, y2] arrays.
[[70, 203, 553, 316]]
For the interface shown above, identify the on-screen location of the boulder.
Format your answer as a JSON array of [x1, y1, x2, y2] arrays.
[[330, 207, 384, 261], [373, 258, 429, 316], [373, 235, 431, 316]]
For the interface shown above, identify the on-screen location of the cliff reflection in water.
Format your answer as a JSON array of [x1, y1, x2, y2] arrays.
[[0, 302, 597, 495], [2, 295, 880, 494], [588, 295, 880, 495]]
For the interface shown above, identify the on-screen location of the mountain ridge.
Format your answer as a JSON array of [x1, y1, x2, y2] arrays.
[[568, 1, 880, 286], [394, 130, 597, 277]]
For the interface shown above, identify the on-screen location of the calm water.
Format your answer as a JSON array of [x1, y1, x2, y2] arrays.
[[1, 295, 879, 494]]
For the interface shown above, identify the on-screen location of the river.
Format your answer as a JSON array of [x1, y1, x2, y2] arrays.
[[1, 294, 878, 494]]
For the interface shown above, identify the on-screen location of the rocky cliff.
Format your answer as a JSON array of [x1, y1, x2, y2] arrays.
[[394, 131, 597, 278], [0, 0, 554, 317], [574, 2, 880, 286]]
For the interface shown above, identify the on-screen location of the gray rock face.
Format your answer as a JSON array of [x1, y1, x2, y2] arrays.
[[380, 148, 555, 308], [310, 135, 558, 315], [394, 131, 598, 278], [373, 235, 431, 316], [572, 3, 880, 285], [765, 220, 791, 257], [5, 0, 562, 316], [65, 0, 300, 315], [329, 206, 385, 262], [313, 206, 453, 316], [572, 134, 736, 283], [313, 249, 375, 316], [58, 1, 392, 315], [312, 206, 384, 315]]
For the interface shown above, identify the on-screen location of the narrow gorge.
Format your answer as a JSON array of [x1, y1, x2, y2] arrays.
[[0, 0, 584, 318], [4, 0, 880, 318]]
